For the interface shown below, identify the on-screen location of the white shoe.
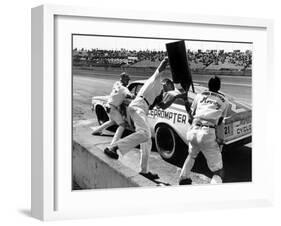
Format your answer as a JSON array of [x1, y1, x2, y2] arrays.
[[210, 175, 222, 184]]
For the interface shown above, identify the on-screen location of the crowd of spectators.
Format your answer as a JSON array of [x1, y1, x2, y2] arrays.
[[73, 48, 252, 69], [187, 49, 252, 68]]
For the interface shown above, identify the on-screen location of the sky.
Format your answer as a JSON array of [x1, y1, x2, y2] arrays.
[[73, 35, 252, 52]]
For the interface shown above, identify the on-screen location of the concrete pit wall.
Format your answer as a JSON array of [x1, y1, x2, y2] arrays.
[[73, 124, 155, 189]]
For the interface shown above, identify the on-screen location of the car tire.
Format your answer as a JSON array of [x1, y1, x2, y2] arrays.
[[95, 105, 109, 125], [155, 125, 188, 163], [95, 105, 118, 132]]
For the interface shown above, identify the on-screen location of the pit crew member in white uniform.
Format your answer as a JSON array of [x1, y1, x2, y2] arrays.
[[179, 76, 229, 185], [160, 78, 181, 105], [92, 72, 134, 145], [103, 57, 170, 180]]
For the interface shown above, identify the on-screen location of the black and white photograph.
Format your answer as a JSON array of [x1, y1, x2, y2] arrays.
[[72, 34, 252, 190], [1, 0, 278, 224]]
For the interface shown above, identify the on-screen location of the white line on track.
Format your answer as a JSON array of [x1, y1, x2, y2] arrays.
[[74, 72, 251, 87], [194, 80, 252, 87], [74, 70, 250, 79]]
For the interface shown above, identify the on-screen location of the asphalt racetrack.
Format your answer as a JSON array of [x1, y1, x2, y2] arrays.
[[73, 69, 252, 183]]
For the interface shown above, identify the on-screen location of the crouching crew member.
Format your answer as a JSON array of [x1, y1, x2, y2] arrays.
[[179, 76, 229, 185], [92, 72, 134, 145]]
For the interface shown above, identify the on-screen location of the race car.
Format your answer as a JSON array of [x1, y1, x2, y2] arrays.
[[91, 80, 252, 162]]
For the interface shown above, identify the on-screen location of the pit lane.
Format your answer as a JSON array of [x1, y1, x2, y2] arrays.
[[73, 70, 252, 187]]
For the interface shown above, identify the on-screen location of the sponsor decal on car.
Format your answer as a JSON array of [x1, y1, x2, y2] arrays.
[[224, 116, 252, 139], [148, 108, 187, 124]]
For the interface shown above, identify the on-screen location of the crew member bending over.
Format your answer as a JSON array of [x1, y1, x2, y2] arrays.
[[179, 76, 229, 185], [92, 72, 134, 145], [104, 57, 170, 180]]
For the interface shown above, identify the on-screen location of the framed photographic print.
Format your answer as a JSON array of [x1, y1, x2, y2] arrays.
[[31, 4, 274, 221]]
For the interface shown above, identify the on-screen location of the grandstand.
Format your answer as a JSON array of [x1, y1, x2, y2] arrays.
[[72, 48, 252, 76]]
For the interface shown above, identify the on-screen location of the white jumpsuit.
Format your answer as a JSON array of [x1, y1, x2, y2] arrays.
[[180, 90, 229, 180], [92, 81, 132, 133], [107, 81, 132, 125], [115, 69, 162, 173]]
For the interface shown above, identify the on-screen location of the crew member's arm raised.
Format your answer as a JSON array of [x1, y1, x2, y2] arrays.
[[158, 57, 169, 73], [150, 57, 169, 81]]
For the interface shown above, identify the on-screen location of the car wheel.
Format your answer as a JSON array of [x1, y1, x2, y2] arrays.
[[95, 105, 109, 125], [155, 125, 188, 163]]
